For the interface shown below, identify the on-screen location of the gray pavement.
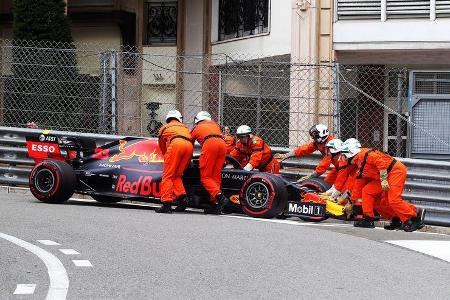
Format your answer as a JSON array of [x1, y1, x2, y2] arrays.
[[1, 191, 449, 300]]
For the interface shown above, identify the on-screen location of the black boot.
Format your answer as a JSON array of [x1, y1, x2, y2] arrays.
[[173, 195, 188, 212], [215, 193, 230, 214], [384, 217, 402, 230], [354, 216, 375, 228], [416, 207, 426, 230], [155, 202, 172, 214], [403, 208, 426, 232]]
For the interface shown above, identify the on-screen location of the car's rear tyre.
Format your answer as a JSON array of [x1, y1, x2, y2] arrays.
[[298, 177, 331, 222], [29, 159, 76, 203], [240, 173, 287, 219], [92, 195, 122, 204]]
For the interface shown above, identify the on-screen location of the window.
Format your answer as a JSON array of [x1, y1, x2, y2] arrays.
[[218, 0, 269, 41], [145, 1, 177, 45]]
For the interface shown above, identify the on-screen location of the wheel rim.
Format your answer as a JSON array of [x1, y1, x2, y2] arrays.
[[245, 182, 270, 209], [34, 169, 55, 193]]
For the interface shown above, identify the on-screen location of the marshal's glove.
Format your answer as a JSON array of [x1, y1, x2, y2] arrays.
[[243, 163, 254, 171], [337, 191, 350, 205], [319, 185, 340, 201], [274, 151, 295, 161], [380, 169, 390, 191]]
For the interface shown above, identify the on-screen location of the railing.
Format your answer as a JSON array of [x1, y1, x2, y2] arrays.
[[1, 127, 450, 227]]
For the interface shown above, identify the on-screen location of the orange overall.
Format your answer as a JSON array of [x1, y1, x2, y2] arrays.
[[158, 120, 194, 203], [293, 135, 336, 183], [223, 134, 236, 154], [331, 158, 359, 207], [191, 120, 227, 202], [334, 158, 357, 193], [351, 148, 417, 222], [230, 135, 280, 174]]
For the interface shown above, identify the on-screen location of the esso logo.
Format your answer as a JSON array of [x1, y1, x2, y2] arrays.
[[31, 144, 56, 153]]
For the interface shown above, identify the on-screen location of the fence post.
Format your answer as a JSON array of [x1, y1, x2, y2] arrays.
[[333, 63, 340, 137], [99, 51, 109, 132], [110, 49, 118, 134], [396, 73, 403, 157]]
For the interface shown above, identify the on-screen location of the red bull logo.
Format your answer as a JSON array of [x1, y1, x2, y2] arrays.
[[115, 174, 161, 197], [303, 193, 326, 205], [110, 140, 164, 163]]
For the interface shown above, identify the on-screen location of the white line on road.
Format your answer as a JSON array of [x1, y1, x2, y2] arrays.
[[59, 249, 80, 255], [72, 260, 92, 267], [223, 215, 352, 227], [37, 240, 61, 246], [14, 284, 36, 295], [0, 232, 69, 300], [385, 240, 450, 263]]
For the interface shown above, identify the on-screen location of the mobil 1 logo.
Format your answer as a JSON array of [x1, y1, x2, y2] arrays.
[[286, 201, 326, 217]]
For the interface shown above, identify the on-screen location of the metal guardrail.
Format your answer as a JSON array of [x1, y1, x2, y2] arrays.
[[1, 127, 450, 227]]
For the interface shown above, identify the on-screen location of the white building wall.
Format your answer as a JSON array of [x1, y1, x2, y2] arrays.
[[211, 0, 291, 59], [334, 19, 450, 51]]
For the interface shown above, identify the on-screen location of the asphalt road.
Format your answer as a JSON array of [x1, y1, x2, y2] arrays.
[[1, 191, 450, 300]]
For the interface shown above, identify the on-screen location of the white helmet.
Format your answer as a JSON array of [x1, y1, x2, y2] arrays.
[[341, 138, 362, 158], [165, 110, 182, 123], [194, 111, 211, 124], [309, 124, 329, 143], [236, 125, 252, 137], [326, 138, 343, 154]]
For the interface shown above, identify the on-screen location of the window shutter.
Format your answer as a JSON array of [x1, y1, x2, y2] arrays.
[[386, 0, 430, 18], [436, 0, 450, 15], [337, 0, 381, 20]]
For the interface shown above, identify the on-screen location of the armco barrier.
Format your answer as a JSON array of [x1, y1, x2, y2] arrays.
[[1, 127, 450, 227]]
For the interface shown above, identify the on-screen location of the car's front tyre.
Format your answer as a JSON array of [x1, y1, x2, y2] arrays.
[[240, 173, 287, 219], [29, 159, 76, 203]]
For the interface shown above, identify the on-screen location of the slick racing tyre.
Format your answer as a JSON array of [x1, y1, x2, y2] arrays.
[[92, 195, 122, 204], [300, 177, 331, 194], [29, 159, 76, 204], [298, 177, 331, 222], [240, 173, 287, 219]]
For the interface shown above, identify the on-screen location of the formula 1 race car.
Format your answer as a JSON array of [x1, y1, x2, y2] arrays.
[[26, 133, 348, 221]]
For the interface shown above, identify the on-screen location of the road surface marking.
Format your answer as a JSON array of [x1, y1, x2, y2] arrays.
[[72, 260, 92, 267], [223, 215, 351, 227], [59, 249, 80, 255], [0, 232, 69, 300], [14, 284, 36, 295], [37, 240, 60, 246], [385, 240, 450, 263]]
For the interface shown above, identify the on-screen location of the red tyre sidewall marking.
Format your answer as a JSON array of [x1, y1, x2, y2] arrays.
[[29, 161, 61, 199], [240, 176, 276, 216]]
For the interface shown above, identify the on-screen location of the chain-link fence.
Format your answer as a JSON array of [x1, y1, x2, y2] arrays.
[[1, 39, 450, 158]]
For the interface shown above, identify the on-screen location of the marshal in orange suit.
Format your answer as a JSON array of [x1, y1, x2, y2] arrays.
[[190, 111, 229, 214], [156, 110, 193, 213]]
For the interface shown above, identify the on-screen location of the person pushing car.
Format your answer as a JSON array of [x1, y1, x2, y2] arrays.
[[156, 110, 193, 213], [230, 125, 279, 173], [275, 124, 334, 181], [340, 138, 425, 231], [185, 111, 229, 214]]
